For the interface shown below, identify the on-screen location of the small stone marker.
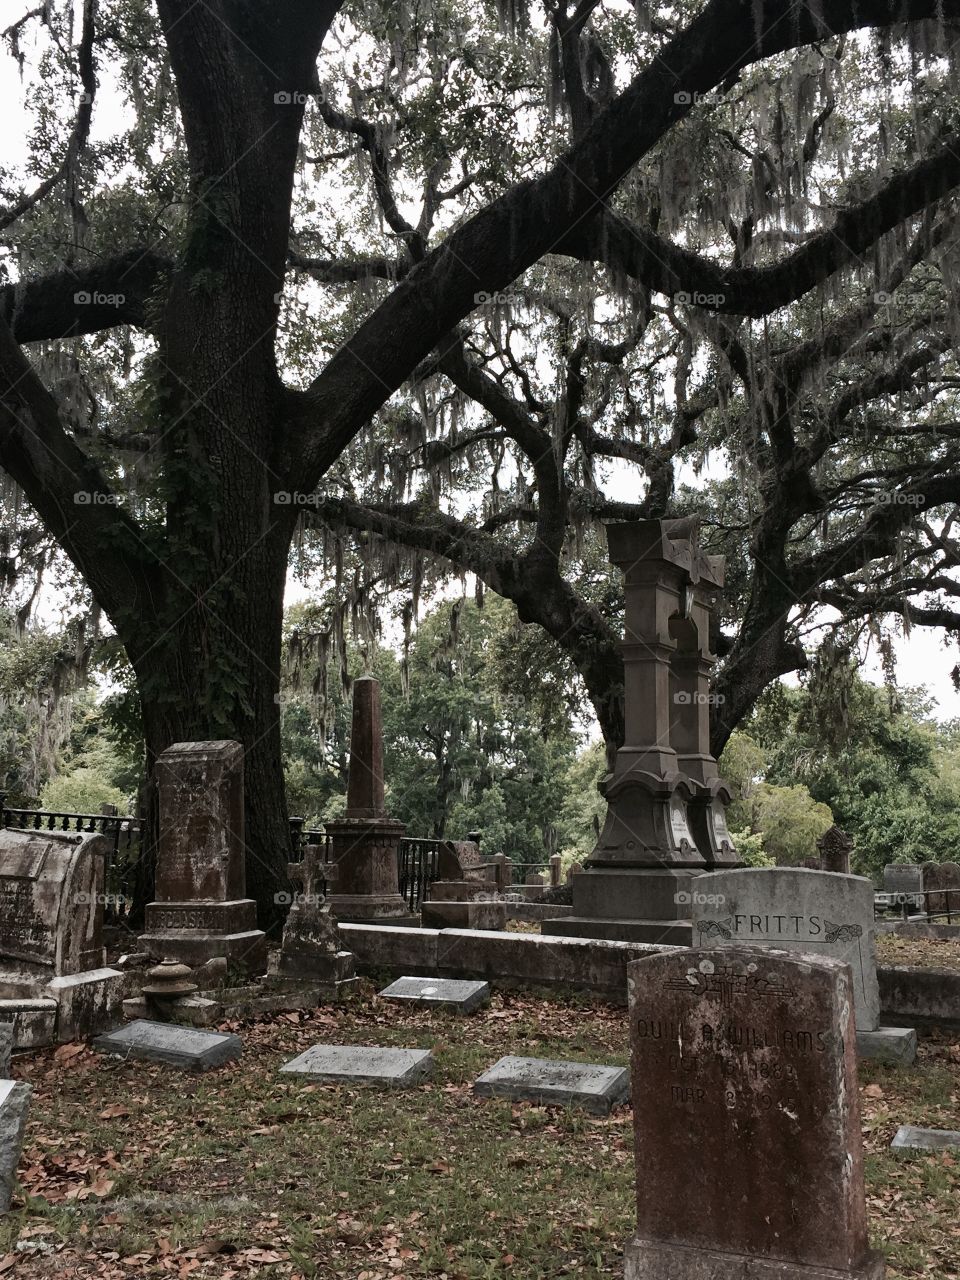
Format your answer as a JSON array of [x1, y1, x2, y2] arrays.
[[93, 1019, 242, 1071], [473, 1055, 629, 1115], [379, 976, 490, 1013], [883, 864, 923, 896], [624, 947, 884, 1280], [891, 1125, 960, 1152], [280, 1044, 434, 1086], [0, 1078, 31, 1213]]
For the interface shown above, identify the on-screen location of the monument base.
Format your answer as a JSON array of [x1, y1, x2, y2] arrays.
[[624, 1236, 885, 1279], [541, 867, 706, 944], [324, 892, 417, 924], [857, 1026, 917, 1066], [141, 899, 267, 975], [421, 900, 507, 931]]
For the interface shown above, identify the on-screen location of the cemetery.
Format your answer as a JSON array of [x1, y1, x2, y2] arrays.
[[4, 2, 960, 1278]]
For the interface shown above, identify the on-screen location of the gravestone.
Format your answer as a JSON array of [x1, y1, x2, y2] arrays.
[[0, 1078, 31, 1213], [882, 864, 923, 896], [279, 1043, 434, 1086], [0, 828, 124, 1045], [624, 947, 884, 1280], [818, 825, 853, 874], [543, 519, 738, 947], [324, 679, 414, 922], [690, 867, 915, 1063], [93, 1018, 242, 1070], [379, 976, 490, 1013], [275, 842, 357, 994], [473, 1056, 629, 1115], [140, 741, 267, 975], [922, 861, 960, 916], [891, 1125, 960, 1152]]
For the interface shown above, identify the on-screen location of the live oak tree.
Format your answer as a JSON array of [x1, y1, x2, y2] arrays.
[[4, 0, 960, 923]]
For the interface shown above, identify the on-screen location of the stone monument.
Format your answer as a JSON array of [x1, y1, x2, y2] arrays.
[[624, 946, 885, 1279], [324, 677, 414, 922], [0, 828, 124, 1046], [818, 824, 854, 873], [273, 839, 358, 996], [543, 519, 738, 945], [691, 868, 916, 1064], [139, 740, 267, 976]]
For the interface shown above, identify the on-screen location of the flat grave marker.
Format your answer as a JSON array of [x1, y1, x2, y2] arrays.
[[891, 1125, 960, 1152], [280, 1044, 434, 1086], [472, 1055, 629, 1115], [93, 1019, 242, 1071], [379, 976, 490, 1013]]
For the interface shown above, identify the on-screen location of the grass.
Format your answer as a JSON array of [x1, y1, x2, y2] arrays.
[[3, 985, 959, 1278]]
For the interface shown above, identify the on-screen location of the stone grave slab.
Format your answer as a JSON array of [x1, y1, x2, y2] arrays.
[[379, 976, 490, 1014], [856, 1026, 917, 1067], [0, 1078, 30, 1213], [279, 1044, 433, 1086], [93, 1019, 242, 1071], [891, 1125, 960, 1152], [472, 1055, 629, 1115], [624, 947, 884, 1280]]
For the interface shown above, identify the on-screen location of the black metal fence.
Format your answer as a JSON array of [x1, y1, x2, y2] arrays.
[[0, 798, 449, 918]]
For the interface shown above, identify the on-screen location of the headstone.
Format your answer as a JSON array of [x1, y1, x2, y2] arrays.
[[818, 824, 854, 874], [279, 1043, 433, 1086], [0, 829, 124, 1046], [891, 1125, 960, 1152], [0, 1078, 31, 1213], [883, 864, 923, 896], [93, 1018, 242, 1071], [472, 1055, 629, 1115], [324, 679, 413, 922], [690, 868, 879, 1029], [276, 845, 357, 992], [140, 741, 267, 976], [624, 947, 884, 1280], [379, 976, 490, 1013], [543, 519, 738, 948], [549, 854, 562, 887]]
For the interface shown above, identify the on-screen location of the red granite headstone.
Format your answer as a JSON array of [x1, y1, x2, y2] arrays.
[[624, 946, 884, 1279]]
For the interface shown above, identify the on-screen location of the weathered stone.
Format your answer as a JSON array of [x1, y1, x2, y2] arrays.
[[140, 741, 266, 976], [818, 825, 854, 874], [421, 900, 506, 931], [891, 1125, 960, 1151], [856, 1026, 917, 1066], [279, 1044, 434, 1086], [0, 1026, 11, 1079], [379, 976, 490, 1013], [93, 1018, 242, 1070], [473, 1055, 629, 1114], [624, 947, 883, 1280], [883, 865, 924, 895], [0, 1000, 57, 1048], [691, 868, 880, 1031], [277, 894, 356, 989], [427, 879, 496, 903], [46, 968, 126, 1042], [0, 828, 108, 974], [0, 1079, 31, 1213]]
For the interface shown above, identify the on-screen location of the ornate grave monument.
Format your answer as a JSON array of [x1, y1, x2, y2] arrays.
[[273, 839, 358, 996], [818, 824, 854, 873], [324, 677, 416, 923], [543, 519, 738, 944], [624, 947, 885, 1279], [139, 740, 267, 975], [0, 828, 124, 1045]]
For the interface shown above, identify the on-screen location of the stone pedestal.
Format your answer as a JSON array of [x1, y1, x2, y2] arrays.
[[324, 678, 412, 922], [139, 741, 266, 976], [543, 520, 738, 946]]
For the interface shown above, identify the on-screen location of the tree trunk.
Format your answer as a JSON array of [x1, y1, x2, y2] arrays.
[[126, 523, 294, 936]]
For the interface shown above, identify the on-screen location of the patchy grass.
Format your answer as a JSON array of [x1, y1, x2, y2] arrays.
[[2, 986, 958, 1278], [875, 932, 960, 971]]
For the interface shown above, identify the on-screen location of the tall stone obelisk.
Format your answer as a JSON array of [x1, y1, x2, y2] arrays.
[[324, 677, 413, 922]]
